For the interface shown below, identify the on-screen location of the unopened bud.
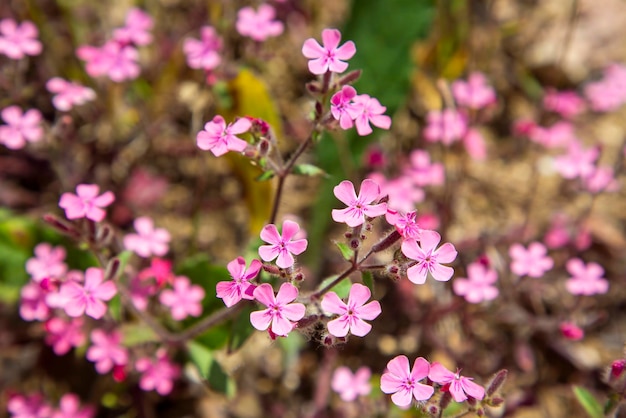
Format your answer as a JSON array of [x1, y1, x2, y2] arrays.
[[344, 232, 352, 239], [315, 101, 323, 119], [477, 407, 485, 416], [611, 359, 626, 379], [428, 405, 439, 415], [486, 369, 508, 396], [294, 272, 304, 282], [262, 263, 281, 275], [336, 69, 362, 86], [350, 239, 361, 250], [105, 258, 121, 281], [490, 397, 504, 407], [371, 230, 401, 253], [96, 224, 113, 246], [112, 365, 127, 382], [258, 138, 271, 156], [439, 391, 452, 410], [306, 81, 321, 93], [42, 214, 80, 239], [386, 264, 399, 275]]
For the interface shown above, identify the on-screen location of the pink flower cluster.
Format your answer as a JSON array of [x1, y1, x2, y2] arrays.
[[8, 393, 94, 418], [584, 64, 626, 112], [0, 19, 42, 60], [183, 26, 222, 73], [236, 4, 283, 42], [0, 106, 43, 150], [46, 78, 96, 112], [330, 86, 392, 136]]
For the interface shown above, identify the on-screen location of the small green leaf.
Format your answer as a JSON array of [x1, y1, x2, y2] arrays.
[[228, 304, 256, 352], [107, 294, 122, 322], [362, 271, 374, 294], [256, 170, 275, 181], [334, 241, 354, 261], [119, 323, 159, 347], [573, 386, 603, 418], [292, 164, 328, 177], [187, 341, 234, 395], [318, 276, 352, 299]]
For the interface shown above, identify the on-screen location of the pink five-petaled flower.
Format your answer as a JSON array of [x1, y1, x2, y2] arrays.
[[330, 85, 358, 129], [401, 230, 458, 284], [46, 78, 96, 111], [428, 362, 485, 402], [236, 4, 284, 42], [135, 349, 181, 395], [565, 258, 609, 296], [216, 257, 261, 307], [386, 210, 422, 240], [331, 366, 372, 402], [553, 140, 599, 180], [302, 28, 356, 75], [451, 72, 496, 110], [258, 220, 308, 269], [380, 355, 434, 408], [453, 260, 499, 303], [196, 115, 251, 157], [59, 184, 115, 222], [76, 41, 140, 82], [59, 267, 117, 319], [322, 283, 381, 337], [508, 242, 553, 278], [159, 276, 205, 320], [347, 94, 392, 136], [183, 26, 222, 71], [51, 394, 95, 418], [86, 329, 129, 374], [250, 282, 305, 337], [113, 8, 154, 46], [26, 243, 67, 283], [0, 19, 42, 59], [0, 106, 43, 150], [7, 393, 52, 418], [332, 179, 387, 227], [123, 216, 171, 258], [44, 317, 86, 356]]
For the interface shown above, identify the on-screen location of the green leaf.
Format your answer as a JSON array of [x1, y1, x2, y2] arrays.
[[119, 323, 160, 347], [292, 164, 328, 177], [228, 304, 256, 353], [334, 241, 354, 261], [256, 170, 275, 181], [194, 325, 230, 350], [573, 386, 603, 418], [318, 276, 352, 299], [176, 254, 231, 314], [362, 271, 374, 294], [187, 340, 234, 395], [107, 294, 122, 323]]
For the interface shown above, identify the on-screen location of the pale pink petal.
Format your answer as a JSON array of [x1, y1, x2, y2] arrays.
[[327, 317, 350, 337], [260, 224, 282, 245], [321, 292, 347, 315], [333, 180, 357, 205], [250, 309, 272, 331], [252, 283, 275, 307], [281, 303, 305, 321], [357, 300, 381, 320], [302, 39, 324, 59]]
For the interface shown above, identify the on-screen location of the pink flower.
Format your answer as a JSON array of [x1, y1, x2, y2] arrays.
[[25, 243, 67, 283], [196, 115, 251, 157], [59, 184, 115, 222], [528, 121, 577, 149], [250, 282, 305, 337], [302, 28, 356, 75], [236, 4, 283, 42], [0, 106, 43, 150], [451, 72, 496, 110], [331, 366, 372, 401], [347, 94, 392, 136], [45, 270, 84, 309], [401, 230, 458, 284], [453, 260, 499, 303], [543, 89, 585, 119], [0, 19, 42, 59], [330, 85, 358, 129], [565, 258, 608, 296], [322, 283, 381, 337], [544, 214, 571, 249], [19, 282, 51, 321], [423, 109, 467, 145], [51, 394, 94, 418], [508, 242, 553, 278], [584, 64, 626, 112], [46, 78, 96, 111], [583, 166, 619, 193], [331, 179, 387, 227], [216, 257, 261, 307], [428, 362, 485, 402], [159, 276, 205, 320], [380, 355, 434, 407], [183, 26, 222, 71], [77, 41, 140, 82], [405, 149, 444, 187], [560, 322, 584, 341], [86, 329, 128, 374], [368, 172, 424, 213], [259, 220, 308, 268], [135, 349, 181, 395], [386, 210, 422, 240], [113, 8, 154, 46], [59, 267, 117, 319], [44, 317, 85, 355], [553, 140, 599, 180], [462, 128, 487, 160], [123, 216, 171, 258], [8, 393, 52, 418]]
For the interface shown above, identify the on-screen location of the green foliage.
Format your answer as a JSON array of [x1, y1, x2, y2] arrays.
[[228, 304, 256, 353], [119, 323, 160, 347], [318, 276, 352, 299], [175, 254, 231, 314], [187, 340, 234, 395], [362, 271, 374, 294], [334, 241, 354, 261], [292, 163, 328, 177], [573, 386, 604, 418]]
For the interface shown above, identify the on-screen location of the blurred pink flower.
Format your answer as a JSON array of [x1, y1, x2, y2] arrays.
[[583, 166, 619, 193], [59, 267, 117, 319], [332, 179, 387, 227], [19, 281, 51, 321], [0, 19, 42, 59], [302, 28, 356, 75], [544, 213, 571, 249], [347, 94, 392, 136], [528, 121, 577, 149], [46, 78, 96, 111], [386, 210, 422, 240], [451, 72, 496, 109], [197, 115, 251, 157], [560, 322, 584, 341], [462, 128, 487, 160], [51, 394, 94, 418], [250, 282, 305, 337], [401, 230, 458, 284], [259, 220, 308, 268], [428, 362, 485, 402], [380, 355, 433, 407], [113, 8, 153, 46], [236, 4, 283, 42], [135, 349, 181, 395], [123, 216, 171, 258], [0, 106, 43, 150], [368, 172, 424, 213], [565, 258, 608, 296], [77, 41, 140, 82], [86, 329, 128, 374], [423, 109, 467, 145], [453, 260, 499, 303], [553, 140, 599, 180], [331, 366, 372, 401], [330, 85, 358, 130], [584, 64, 626, 112], [159, 276, 205, 320], [25, 243, 67, 283], [122, 168, 168, 209], [59, 184, 115, 222], [8, 393, 52, 418], [543, 89, 585, 119], [322, 283, 381, 337], [405, 149, 444, 187], [44, 317, 85, 355], [216, 257, 261, 307], [509, 242, 553, 278], [183, 26, 222, 71]]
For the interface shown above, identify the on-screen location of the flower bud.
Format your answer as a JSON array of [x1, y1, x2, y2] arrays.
[[336, 69, 362, 87], [611, 359, 626, 379], [371, 230, 401, 253], [257, 137, 271, 157], [486, 369, 508, 397], [490, 397, 504, 407]]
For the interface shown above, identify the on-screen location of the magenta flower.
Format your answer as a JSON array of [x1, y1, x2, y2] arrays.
[[330, 85, 358, 129], [565, 258, 608, 296], [401, 230, 458, 284], [347, 94, 392, 136], [331, 179, 387, 227], [196, 115, 251, 157], [216, 257, 261, 307], [112, 8, 154, 46], [451, 72, 496, 110], [19, 281, 51, 321], [428, 362, 485, 402], [560, 322, 584, 341], [86, 329, 128, 374], [77, 41, 140, 82], [453, 261, 499, 303], [8, 393, 52, 418], [302, 28, 356, 75], [236, 4, 284, 42], [46, 78, 96, 111], [159, 276, 205, 320], [59, 184, 115, 222], [259, 220, 308, 268], [51, 394, 94, 418], [250, 282, 305, 337], [123, 216, 171, 258], [322, 283, 381, 337], [59, 267, 117, 319], [543, 89, 585, 119], [331, 366, 372, 401], [380, 355, 434, 407], [386, 210, 422, 240], [0, 106, 43, 150], [509, 242, 553, 278], [553, 140, 599, 180], [25, 243, 67, 283], [135, 349, 181, 395], [183, 26, 222, 71], [0, 19, 42, 59], [44, 317, 85, 355], [405, 149, 445, 187], [423, 109, 467, 145]]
